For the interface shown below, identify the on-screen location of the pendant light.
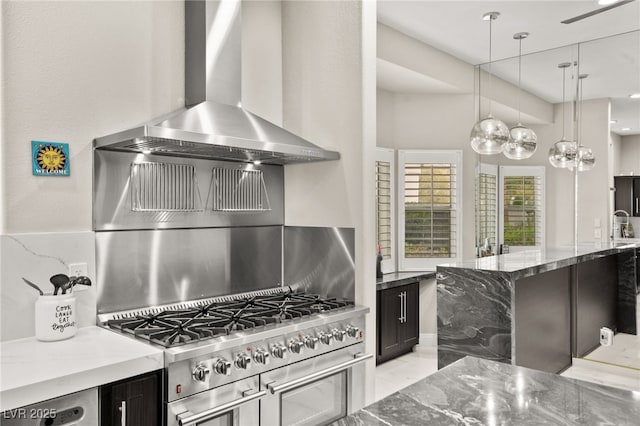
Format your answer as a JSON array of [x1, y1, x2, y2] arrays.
[[575, 73, 596, 171], [470, 12, 509, 155], [504, 32, 537, 160], [548, 62, 577, 168]]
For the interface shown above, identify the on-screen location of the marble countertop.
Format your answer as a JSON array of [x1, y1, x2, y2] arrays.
[[376, 271, 435, 291], [334, 356, 640, 425], [0, 326, 163, 412], [437, 241, 639, 276]]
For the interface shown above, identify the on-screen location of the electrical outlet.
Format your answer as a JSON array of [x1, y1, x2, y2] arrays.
[[68, 263, 89, 292], [68, 262, 87, 278], [594, 228, 602, 239]]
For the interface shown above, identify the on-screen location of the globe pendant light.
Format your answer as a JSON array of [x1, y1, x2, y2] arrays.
[[575, 74, 596, 171], [470, 12, 509, 155], [504, 32, 537, 160], [548, 62, 577, 168]]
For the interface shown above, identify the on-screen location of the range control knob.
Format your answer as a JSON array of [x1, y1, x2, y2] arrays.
[[332, 328, 347, 342], [234, 352, 252, 370], [253, 348, 270, 365], [271, 344, 288, 359], [192, 363, 211, 382], [318, 331, 334, 346], [304, 335, 319, 350], [288, 339, 304, 354], [346, 325, 359, 339], [213, 358, 232, 376]]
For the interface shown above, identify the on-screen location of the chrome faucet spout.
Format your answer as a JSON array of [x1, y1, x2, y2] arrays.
[[611, 210, 630, 240]]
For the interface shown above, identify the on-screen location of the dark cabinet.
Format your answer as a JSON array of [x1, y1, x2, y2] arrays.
[[574, 255, 618, 357], [614, 176, 640, 216], [514, 267, 572, 374], [100, 370, 161, 426], [377, 282, 419, 364]]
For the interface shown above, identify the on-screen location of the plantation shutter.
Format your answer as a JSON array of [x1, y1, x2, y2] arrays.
[[478, 163, 498, 252], [375, 148, 395, 272], [499, 166, 545, 250], [399, 150, 462, 270]]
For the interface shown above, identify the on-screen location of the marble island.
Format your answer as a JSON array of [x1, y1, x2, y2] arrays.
[[437, 243, 638, 373], [439, 242, 639, 278], [334, 356, 640, 425]]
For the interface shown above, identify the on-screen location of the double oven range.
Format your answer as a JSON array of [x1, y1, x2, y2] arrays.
[[100, 289, 368, 426]]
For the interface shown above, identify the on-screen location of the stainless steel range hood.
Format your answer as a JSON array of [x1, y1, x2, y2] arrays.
[[94, 0, 339, 165]]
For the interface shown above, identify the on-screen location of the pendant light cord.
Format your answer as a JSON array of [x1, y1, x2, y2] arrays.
[[561, 66, 566, 139], [517, 37, 522, 123], [488, 16, 493, 116]]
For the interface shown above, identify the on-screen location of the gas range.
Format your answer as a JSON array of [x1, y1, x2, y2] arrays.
[[99, 288, 369, 413]]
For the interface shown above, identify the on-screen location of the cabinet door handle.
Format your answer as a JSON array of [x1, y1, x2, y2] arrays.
[[398, 292, 403, 323], [119, 401, 126, 426], [402, 291, 406, 323], [403, 291, 407, 323], [636, 197, 638, 215]]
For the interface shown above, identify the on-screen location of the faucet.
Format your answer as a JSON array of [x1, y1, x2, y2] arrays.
[[611, 210, 630, 240]]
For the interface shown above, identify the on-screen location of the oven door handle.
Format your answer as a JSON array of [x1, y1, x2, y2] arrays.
[[267, 352, 373, 395], [176, 389, 266, 426]]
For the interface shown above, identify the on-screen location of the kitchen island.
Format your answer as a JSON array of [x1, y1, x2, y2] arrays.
[[437, 242, 638, 373], [333, 356, 640, 425]]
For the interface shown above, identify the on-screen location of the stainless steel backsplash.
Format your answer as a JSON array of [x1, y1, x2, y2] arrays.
[[94, 151, 354, 314], [96, 226, 283, 314], [284, 227, 355, 301]]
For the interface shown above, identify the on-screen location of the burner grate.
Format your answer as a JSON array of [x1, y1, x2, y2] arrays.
[[105, 291, 354, 348]]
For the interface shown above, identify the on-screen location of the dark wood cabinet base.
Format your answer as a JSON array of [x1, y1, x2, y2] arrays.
[[377, 281, 419, 364]]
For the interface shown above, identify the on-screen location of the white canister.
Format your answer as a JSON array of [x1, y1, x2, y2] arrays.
[[35, 294, 77, 341]]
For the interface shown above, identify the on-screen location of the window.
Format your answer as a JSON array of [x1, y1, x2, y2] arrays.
[[477, 163, 498, 253], [398, 150, 462, 270], [499, 165, 545, 251], [375, 148, 395, 273]]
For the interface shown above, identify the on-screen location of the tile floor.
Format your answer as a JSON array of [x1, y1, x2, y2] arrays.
[[374, 345, 437, 401]]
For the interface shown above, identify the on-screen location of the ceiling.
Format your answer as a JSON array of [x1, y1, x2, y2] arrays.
[[377, 0, 640, 136]]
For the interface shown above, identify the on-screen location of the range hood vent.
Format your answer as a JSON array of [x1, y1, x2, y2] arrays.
[[94, 0, 339, 165]]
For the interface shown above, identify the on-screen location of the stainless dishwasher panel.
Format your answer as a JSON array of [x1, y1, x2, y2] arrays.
[[0, 388, 98, 425]]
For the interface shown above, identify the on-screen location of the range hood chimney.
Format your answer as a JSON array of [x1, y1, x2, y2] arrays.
[[94, 0, 339, 165]]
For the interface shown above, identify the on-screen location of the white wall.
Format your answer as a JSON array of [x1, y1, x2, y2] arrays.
[[281, 1, 377, 405], [1, 0, 184, 233], [377, 88, 395, 148], [619, 135, 640, 175]]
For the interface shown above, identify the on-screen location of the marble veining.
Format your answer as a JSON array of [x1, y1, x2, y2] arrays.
[[335, 357, 640, 426], [437, 268, 512, 368], [1, 232, 97, 341]]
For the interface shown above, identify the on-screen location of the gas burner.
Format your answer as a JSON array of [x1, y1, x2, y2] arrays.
[[106, 291, 354, 348]]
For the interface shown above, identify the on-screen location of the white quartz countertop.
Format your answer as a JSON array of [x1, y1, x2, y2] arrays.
[[437, 241, 639, 274], [0, 326, 163, 412]]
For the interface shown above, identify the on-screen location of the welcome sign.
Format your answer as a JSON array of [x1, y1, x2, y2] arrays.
[[31, 141, 70, 176]]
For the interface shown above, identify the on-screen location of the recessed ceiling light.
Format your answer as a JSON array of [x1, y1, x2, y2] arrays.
[[629, 93, 640, 99], [610, 120, 617, 124], [622, 127, 631, 131], [598, 0, 621, 5]]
